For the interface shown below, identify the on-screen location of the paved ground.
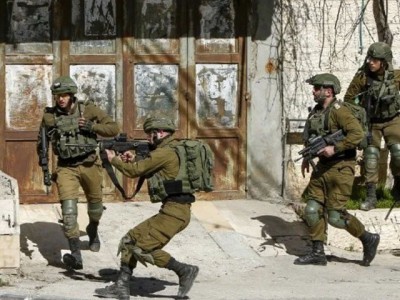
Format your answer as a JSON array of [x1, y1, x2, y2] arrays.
[[0, 199, 399, 300]]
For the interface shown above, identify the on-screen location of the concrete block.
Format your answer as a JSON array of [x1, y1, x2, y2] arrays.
[[0, 171, 20, 273], [0, 235, 20, 272]]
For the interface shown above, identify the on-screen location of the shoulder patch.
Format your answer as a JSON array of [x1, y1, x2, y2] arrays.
[[333, 102, 341, 110]]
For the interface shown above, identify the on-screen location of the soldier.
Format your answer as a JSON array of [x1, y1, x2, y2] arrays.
[[95, 116, 199, 300], [295, 73, 380, 266], [344, 42, 400, 211], [37, 76, 120, 270]]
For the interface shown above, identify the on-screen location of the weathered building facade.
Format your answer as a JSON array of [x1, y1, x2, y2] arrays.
[[1, 0, 399, 204]]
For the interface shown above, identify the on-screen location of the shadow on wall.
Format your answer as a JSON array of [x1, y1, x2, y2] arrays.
[[251, 0, 277, 41], [252, 215, 310, 256], [20, 222, 70, 268]]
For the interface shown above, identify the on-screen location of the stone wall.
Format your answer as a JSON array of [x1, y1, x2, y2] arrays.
[[247, 0, 400, 200]]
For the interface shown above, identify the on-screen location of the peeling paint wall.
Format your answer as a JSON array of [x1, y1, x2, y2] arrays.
[[197, 0, 236, 52], [134, 0, 178, 53], [5, 65, 52, 131], [134, 64, 179, 128], [196, 64, 238, 128], [70, 65, 116, 119], [5, 0, 52, 53], [71, 0, 117, 54]]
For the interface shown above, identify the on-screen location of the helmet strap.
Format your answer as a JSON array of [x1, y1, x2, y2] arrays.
[[314, 87, 327, 104], [151, 130, 163, 146]]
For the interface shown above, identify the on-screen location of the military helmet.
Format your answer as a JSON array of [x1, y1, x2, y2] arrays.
[[50, 76, 78, 95], [306, 73, 341, 94], [143, 116, 176, 133], [367, 42, 392, 62]]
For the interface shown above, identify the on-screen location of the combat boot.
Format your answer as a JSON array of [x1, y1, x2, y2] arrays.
[[94, 264, 132, 300], [359, 231, 380, 266], [86, 221, 101, 252], [294, 240, 327, 266], [63, 237, 83, 270], [166, 257, 199, 298], [391, 176, 400, 202], [360, 183, 377, 211]]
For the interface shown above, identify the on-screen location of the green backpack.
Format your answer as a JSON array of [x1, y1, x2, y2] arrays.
[[172, 139, 215, 193], [341, 101, 369, 149]]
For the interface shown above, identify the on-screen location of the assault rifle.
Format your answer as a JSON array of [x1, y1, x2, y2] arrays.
[[295, 130, 345, 171], [39, 126, 52, 194], [67, 133, 151, 200], [97, 133, 150, 161], [66, 133, 150, 161]]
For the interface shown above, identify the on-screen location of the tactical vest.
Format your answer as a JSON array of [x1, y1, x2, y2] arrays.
[[304, 101, 359, 159], [305, 101, 367, 147], [51, 104, 98, 160], [146, 139, 214, 203], [304, 105, 330, 143], [366, 70, 400, 120]]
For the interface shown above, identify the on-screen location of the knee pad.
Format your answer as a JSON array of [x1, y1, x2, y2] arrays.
[[327, 209, 347, 229], [62, 199, 78, 232], [390, 144, 400, 168], [304, 200, 323, 227], [364, 146, 380, 174], [88, 201, 104, 222]]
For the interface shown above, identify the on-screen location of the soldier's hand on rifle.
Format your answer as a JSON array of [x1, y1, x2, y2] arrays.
[[317, 145, 335, 158], [301, 159, 309, 178], [105, 149, 117, 162], [120, 151, 134, 163], [78, 117, 94, 133]]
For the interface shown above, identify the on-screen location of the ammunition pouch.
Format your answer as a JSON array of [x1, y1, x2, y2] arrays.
[[52, 111, 98, 160]]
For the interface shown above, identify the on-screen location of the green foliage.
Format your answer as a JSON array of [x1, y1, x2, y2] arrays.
[[0, 277, 9, 287], [348, 183, 395, 210]]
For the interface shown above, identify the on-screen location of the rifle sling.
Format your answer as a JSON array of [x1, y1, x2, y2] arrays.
[[100, 151, 144, 200]]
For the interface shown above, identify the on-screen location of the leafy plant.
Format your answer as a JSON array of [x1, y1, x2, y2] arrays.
[[348, 183, 395, 210]]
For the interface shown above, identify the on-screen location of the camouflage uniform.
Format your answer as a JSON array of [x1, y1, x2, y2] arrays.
[[344, 42, 400, 210], [302, 100, 365, 241], [111, 135, 193, 267], [37, 76, 119, 270], [95, 116, 199, 300], [294, 74, 380, 267]]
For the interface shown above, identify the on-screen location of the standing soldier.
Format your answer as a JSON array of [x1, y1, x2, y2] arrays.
[[295, 73, 380, 266], [95, 116, 199, 300], [37, 76, 120, 270], [344, 42, 400, 211]]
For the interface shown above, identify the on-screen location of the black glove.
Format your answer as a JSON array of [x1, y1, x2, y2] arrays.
[[80, 120, 95, 133]]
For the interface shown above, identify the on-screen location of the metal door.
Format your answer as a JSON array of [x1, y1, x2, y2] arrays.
[[123, 0, 247, 200], [1, 0, 56, 203], [0, 0, 247, 203]]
